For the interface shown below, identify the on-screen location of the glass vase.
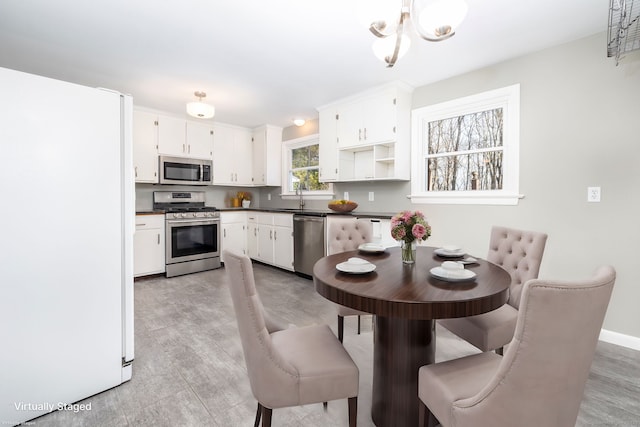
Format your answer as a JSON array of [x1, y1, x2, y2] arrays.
[[400, 240, 417, 264]]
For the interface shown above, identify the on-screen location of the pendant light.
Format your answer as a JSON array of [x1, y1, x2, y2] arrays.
[[186, 91, 215, 119]]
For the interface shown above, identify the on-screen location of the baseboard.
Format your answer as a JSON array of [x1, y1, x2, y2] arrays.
[[599, 329, 640, 351]]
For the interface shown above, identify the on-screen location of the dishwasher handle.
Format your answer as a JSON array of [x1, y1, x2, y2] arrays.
[[293, 215, 325, 223]]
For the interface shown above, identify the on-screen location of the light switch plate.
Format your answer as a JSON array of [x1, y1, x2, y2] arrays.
[[343, 191, 349, 200], [587, 186, 601, 202], [369, 191, 375, 201]]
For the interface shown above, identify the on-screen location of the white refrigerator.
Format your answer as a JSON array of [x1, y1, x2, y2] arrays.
[[0, 67, 134, 425]]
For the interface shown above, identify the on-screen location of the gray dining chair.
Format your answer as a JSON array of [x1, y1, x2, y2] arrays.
[[418, 265, 616, 427], [439, 226, 548, 354], [223, 249, 359, 427], [327, 217, 373, 342]]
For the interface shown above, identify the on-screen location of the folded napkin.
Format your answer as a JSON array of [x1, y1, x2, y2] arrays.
[[439, 261, 468, 278], [347, 257, 371, 265]]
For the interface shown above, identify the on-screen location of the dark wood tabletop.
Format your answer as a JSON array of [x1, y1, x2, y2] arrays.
[[313, 245, 511, 427], [314, 246, 510, 320]]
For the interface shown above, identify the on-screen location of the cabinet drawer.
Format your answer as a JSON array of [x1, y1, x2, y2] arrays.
[[273, 213, 293, 228], [135, 214, 164, 230]]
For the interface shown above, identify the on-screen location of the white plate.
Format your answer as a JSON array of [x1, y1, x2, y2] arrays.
[[336, 261, 376, 274], [434, 248, 465, 258], [430, 266, 476, 282], [358, 243, 386, 253]]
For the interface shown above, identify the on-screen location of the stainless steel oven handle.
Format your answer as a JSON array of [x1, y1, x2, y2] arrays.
[[167, 219, 220, 227]]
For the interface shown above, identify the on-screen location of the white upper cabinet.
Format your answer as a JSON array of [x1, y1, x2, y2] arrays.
[[318, 108, 339, 182], [157, 115, 187, 156], [212, 123, 253, 186], [318, 82, 412, 182], [185, 121, 214, 159], [132, 110, 159, 183], [252, 125, 282, 186]]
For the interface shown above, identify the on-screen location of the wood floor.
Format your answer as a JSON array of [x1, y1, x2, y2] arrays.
[[30, 263, 640, 426]]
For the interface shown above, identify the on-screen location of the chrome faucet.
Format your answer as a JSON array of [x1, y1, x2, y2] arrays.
[[296, 184, 305, 209]]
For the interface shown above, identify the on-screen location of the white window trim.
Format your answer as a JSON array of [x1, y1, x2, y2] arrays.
[[410, 84, 522, 205], [281, 134, 334, 200]]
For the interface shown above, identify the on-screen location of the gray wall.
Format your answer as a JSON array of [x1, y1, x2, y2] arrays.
[[262, 32, 640, 340]]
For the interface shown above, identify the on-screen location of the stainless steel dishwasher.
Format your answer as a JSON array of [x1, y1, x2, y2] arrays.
[[293, 214, 326, 277]]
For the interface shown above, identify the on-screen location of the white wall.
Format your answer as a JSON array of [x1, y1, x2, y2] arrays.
[[266, 32, 640, 342]]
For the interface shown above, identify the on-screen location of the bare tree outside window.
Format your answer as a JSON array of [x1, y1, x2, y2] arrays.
[[289, 143, 329, 192], [425, 108, 504, 191]]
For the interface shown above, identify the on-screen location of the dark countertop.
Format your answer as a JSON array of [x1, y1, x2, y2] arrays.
[[218, 207, 394, 219], [136, 207, 394, 219]]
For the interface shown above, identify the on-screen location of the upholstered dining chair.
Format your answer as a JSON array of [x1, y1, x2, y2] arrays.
[[327, 217, 373, 342], [223, 249, 359, 427], [439, 226, 548, 354], [418, 265, 616, 427]]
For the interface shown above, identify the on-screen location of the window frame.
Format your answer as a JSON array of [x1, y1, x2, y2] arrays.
[[281, 134, 334, 200], [410, 84, 521, 205]]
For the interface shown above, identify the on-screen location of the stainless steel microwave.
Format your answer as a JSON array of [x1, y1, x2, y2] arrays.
[[159, 155, 212, 186]]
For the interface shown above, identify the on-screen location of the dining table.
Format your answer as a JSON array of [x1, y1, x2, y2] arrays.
[[313, 245, 511, 427]]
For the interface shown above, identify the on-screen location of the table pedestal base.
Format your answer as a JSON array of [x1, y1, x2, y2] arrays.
[[371, 316, 435, 427]]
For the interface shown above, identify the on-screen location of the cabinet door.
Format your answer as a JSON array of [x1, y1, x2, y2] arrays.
[[363, 89, 397, 144], [157, 115, 187, 156], [134, 215, 165, 277], [234, 127, 253, 185], [256, 225, 274, 264], [186, 121, 214, 159], [318, 108, 339, 182], [336, 100, 363, 148], [132, 110, 159, 183], [221, 222, 246, 261], [246, 218, 258, 259], [273, 225, 293, 271], [252, 128, 266, 186], [213, 124, 235, 185]]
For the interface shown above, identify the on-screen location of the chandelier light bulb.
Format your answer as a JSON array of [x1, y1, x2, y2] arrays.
[[418, 0, 468, 38]]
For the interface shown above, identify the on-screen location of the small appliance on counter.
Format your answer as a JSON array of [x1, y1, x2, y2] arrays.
[[153, 191, 221, 277]]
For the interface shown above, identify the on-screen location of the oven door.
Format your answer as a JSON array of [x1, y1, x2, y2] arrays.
[[166, 218, 220, 264]]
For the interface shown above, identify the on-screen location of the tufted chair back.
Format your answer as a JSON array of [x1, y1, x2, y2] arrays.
[[327, 218, 373, 255], [487, 226, 548, 309]]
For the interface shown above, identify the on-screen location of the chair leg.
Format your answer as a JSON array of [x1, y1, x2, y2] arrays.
[[348, 396, 357, 427], [254, 403, 262, 427], [357, 315, 361, 334], [261, 405, 272, 427], [496, 346, 504, 355], [323, 401, 328, 411], [338, 315, 344, 343], [419, 399, 439, 427]]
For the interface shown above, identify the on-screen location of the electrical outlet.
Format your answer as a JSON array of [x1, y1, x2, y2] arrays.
[[587, 186, 601, 202], [369, 191, 375, 201], [267, 193, 271, 201], [343, 191, 349, 200]]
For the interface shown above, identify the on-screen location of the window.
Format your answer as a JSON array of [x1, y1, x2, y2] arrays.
[[410, 84, 521, 205], [282, 135, 333, 198]]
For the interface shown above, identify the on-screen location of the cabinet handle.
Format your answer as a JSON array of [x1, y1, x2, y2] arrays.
[[157, 233, 160, 245], [136, 223, 146, 227], [183, 144, 186, 152], [270, 230, 273, 240], [363, 128, 367, 140], [188, 144, 191, 154], [254, 228, 257, 236], [274, 230, 277, 240], [224, 229, 226, 238], [358, 128, 362, 141], [134, 166, 138, 177]]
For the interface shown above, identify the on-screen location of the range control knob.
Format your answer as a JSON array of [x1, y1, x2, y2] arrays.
[[192, 213, 198, 218], [181, 213, 187, 218]]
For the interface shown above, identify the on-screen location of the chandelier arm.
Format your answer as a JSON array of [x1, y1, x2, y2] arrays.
[[370, 20, 393, 38], [385, 10, 408, 67]]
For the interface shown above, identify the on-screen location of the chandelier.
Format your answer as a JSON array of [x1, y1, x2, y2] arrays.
[[186, 91, 215, 119], [362, 0, 468, 67]]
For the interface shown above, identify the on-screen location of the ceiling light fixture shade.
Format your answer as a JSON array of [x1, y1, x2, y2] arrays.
[[293, 118, 306, 127], [186, 91, 215, 119], [366, 0, 468, 67]]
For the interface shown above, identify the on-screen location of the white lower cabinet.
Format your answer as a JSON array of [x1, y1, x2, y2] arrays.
[[134, 214, 165, 277], [246, 213, 258, 259], [220, 212, 247, 262], [255, 213, 294, 271]]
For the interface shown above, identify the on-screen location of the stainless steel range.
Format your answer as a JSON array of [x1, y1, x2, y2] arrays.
[[153, 191, 221, 277]]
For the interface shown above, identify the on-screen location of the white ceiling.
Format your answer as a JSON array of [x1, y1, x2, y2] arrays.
[[0, 0, 608, 128]]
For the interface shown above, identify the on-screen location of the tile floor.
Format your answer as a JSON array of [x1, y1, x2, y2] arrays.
[[27, 263, 640, 426]]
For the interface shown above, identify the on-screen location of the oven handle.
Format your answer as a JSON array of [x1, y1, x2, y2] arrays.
[[167, 219, 220, 227]]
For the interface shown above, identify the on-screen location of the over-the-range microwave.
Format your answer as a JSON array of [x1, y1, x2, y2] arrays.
[[159, 155, 212, 186]]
